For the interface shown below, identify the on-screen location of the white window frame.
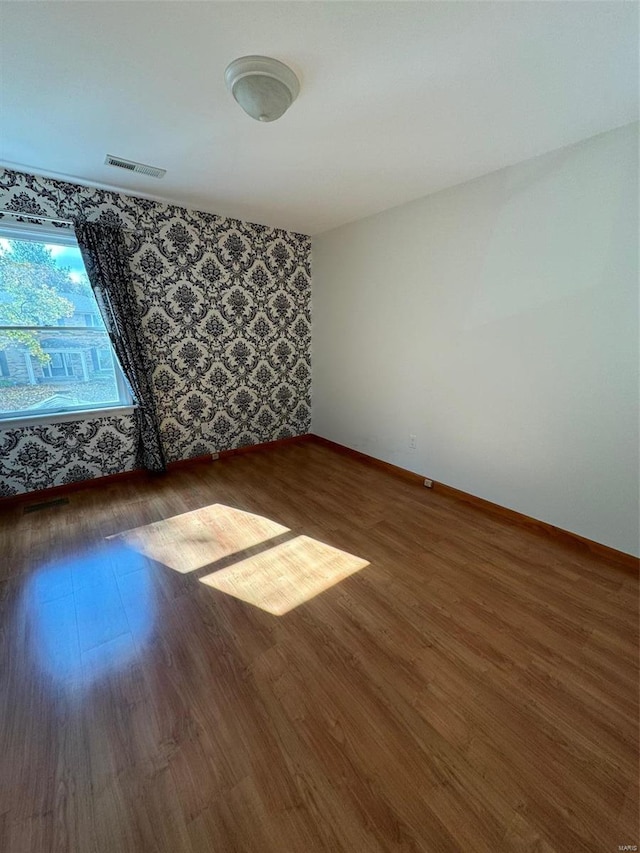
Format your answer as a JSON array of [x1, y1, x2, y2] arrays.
[[0, 220, 136, 428]]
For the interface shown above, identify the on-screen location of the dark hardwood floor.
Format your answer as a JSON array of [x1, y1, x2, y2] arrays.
[[0, 439, 637, 852]]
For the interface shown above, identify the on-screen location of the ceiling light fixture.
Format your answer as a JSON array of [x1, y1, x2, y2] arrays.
[[224, 55, 300, 123]]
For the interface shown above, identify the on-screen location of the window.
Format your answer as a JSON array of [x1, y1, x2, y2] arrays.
[[90, 346, 113, 372], [41, 352, 75, 379], [0, 222, 133, 422]]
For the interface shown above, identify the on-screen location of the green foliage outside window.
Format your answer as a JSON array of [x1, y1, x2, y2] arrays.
[[0, 240, 76, 363]]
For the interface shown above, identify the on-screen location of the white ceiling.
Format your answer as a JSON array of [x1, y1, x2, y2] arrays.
[[0, 2, 637, 235]]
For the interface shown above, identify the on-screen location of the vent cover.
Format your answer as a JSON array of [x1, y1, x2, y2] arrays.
[[104, 154, 166, 179]]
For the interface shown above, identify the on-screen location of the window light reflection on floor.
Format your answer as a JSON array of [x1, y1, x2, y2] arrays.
[[200, 534, 369, 615], [111, 503, 369, 614], [23, 542, 153, 686], [111, 504, 290, 573]]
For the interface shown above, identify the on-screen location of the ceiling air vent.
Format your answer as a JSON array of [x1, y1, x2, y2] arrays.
[[104, 154, 166, 179]]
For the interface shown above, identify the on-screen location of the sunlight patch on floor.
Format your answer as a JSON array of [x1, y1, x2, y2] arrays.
[[199, 534, 369, 615], [110, 504, 290, 573]]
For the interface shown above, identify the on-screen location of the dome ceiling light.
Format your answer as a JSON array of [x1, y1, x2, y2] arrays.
[[224, 55, 300, 123]]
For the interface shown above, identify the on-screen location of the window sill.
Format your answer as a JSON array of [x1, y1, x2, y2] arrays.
[[0, 405, 137, 430]]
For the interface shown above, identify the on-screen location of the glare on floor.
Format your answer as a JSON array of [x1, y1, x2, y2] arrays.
[[110, 504, 290, 573], [109, 503, 369, 614], [200, 534, 369, 615]]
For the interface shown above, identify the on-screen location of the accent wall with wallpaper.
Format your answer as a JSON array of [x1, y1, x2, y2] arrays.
[[0, 168, 311, 497]]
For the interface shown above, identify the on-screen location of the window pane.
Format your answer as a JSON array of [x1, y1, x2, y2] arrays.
[[0, 328, 125, 416], [0, 230, 130, 419], [0, 236, 96, 327]]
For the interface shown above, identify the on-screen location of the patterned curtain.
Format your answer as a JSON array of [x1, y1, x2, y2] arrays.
[[74, 221, 166, 472]]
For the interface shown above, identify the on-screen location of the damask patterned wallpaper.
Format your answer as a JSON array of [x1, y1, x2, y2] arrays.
[[0, 168, 311, 497]]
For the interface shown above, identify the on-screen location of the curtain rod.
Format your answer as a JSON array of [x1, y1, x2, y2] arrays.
[[0, 209, 144, 233]]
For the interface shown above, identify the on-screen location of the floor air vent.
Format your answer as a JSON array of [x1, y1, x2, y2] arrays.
[[104, 154, 166, 179], [24, 497, 69, 514]]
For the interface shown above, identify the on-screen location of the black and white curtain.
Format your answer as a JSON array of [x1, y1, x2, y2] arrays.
[[75, 220, 166, 472]]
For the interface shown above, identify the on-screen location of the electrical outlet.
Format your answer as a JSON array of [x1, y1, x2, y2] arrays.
[[409, 434, 417, 450]]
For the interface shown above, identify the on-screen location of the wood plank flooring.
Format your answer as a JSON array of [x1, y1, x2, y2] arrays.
[[0, 439, 637, 852]]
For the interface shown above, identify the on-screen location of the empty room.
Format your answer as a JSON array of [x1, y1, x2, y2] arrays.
[[0, 2, 638, 852]]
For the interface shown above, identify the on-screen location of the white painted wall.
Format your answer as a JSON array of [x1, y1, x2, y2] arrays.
[[312, 123, 639, 557]]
